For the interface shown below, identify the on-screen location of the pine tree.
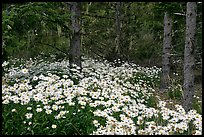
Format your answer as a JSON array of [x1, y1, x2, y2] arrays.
[[182, 2, 197, 112]]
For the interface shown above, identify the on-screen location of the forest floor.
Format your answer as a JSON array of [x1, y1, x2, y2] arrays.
[[152, 67, 202, 114], [2, 56, 202, 135]]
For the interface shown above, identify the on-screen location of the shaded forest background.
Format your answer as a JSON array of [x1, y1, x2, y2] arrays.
[[2, 2, 202, 81]]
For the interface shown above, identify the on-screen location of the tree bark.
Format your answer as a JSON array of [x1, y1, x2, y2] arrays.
[[69, 2, 82, 70], [115, 2, 121, 60], [160, 12, 173, 92], [182, 2, 197, 112]]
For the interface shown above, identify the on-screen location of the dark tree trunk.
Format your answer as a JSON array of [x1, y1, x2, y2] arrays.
[[69, 2, 82, 70], [160, 12, 173, 92], [115, 2, 121, 61], [182, 2, 197, 112]]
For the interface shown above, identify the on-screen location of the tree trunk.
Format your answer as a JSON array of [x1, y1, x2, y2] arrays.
[[115, 2, 121, 60], [160, 12, 173, 92], [69, 2, 82, 70], [182, 2, 197, 112]]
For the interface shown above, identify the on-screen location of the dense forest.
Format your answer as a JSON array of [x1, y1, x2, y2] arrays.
[[2, 2, 202, 135]]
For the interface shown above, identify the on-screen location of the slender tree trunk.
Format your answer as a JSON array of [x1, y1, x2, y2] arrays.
[[160, 12, 173, 92], [69, 2, 82, 70], [115, 2, 121, 60], [128, 35, 133, 61], [126, 3, 132, 62], [182, 2, 197, 112]]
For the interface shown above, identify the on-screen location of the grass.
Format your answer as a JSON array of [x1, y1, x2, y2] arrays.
[[2, 55, 202, 135]]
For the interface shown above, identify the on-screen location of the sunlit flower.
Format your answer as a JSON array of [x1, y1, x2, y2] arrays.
[[192, 130, 202, 135], [52, 124, 57, 129], [42, 98, 48, 105], [11, 96, 19, 104], [137, 116, 143, 125], [91, 92, 100, 99], [54, 114, 61, 119], [21, 68, 28, 74], [93, 120, 100, 127], [2, 99, 9, 104], [25, 113, 33, 119], [52, 104, 58, 111], [162, 113, 170, 120], [20, 95, 30, 105], [2, 61, 9, 67], [45, 109, 52, 114], [36, 108, 43, 113], [62, 75, 68, 79], [110, 94, 116, 100], [157, 129, 168, 135], [27, 107, 32, 110], [111, 106, 120, 112], [79, 100, 86, 106], [11, 109, 16, 112], [138, 129, 146, 135], [33, 76, 38, 81], [158, 101, 166, 108], [59, 110, 67, 116], [44, 105, 51, 110]]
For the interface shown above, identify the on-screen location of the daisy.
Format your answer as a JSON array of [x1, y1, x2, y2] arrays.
[[52, 104, 58, 111], [45, 109, 52, 114], [27, 107, 32, 110], [33, 76, 38, 81], [25, 113, 33, 119], [11, 109, 16, 112], [36, 108, 43, 113], [21, 68, 28, 74], [52, 124, 57, 129]]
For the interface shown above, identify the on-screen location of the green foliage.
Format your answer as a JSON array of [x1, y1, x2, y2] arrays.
[[192, 99, 202, 114], [2, 102, 95, 135], [146, 95, 158, 108], [2, 2, 202, 68], [153, 2, 186, 17], [130, 71, 160, 88], [167, 79, 183, 100], [2, 2, 71, 59]]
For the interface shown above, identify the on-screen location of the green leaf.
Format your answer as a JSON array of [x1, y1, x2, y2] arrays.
[[60, 131, 67, 135], [33, 123, 40, 128]]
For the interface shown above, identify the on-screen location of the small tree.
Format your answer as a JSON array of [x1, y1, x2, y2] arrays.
[[160, 12, 173, 92]]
